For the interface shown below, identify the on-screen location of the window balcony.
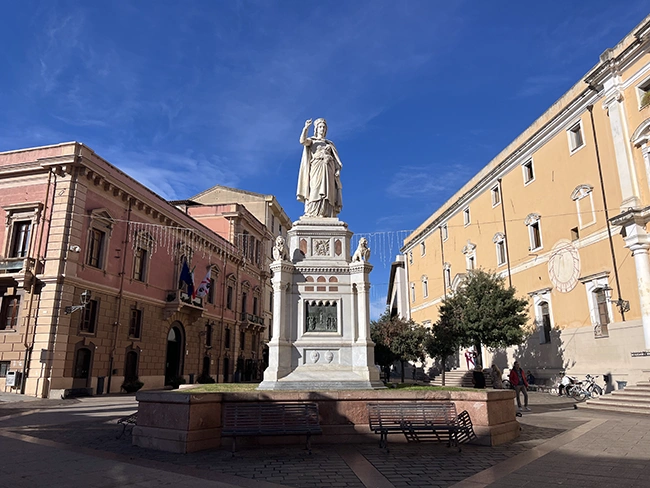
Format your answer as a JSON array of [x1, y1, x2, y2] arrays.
[[0, 257, 35, 275], [164, 289, 204, 321], [240, 312, 265, 331]]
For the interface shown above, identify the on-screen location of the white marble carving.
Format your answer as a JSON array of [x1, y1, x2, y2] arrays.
[[296, 118, 343, 218], [352, 237, 371, 262], [272, 235, 288, 261], [313, 239, 330, 256], [310, 350, 320, 363], [325, 351, 334, 363]]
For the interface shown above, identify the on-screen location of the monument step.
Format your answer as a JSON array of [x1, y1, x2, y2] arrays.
[[611, 391, 650, 399], [581, 402, 650, 415], [588, 396, 650, 407]]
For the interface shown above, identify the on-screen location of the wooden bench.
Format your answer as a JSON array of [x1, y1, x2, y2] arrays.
[[367, 402, 476, 451], [222, 402, 322, 455]]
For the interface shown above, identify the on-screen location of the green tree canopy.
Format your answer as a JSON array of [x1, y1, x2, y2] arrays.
[[371, 310, 427, 382], [439, 269, 529, 361]]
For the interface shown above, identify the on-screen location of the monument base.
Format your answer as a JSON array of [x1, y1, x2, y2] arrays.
[[259, 367, 385, 390]]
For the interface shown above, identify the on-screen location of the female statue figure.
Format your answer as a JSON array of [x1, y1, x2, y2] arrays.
[[296, 118, 343, 217]]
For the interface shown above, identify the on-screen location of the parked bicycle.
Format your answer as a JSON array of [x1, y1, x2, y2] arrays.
[[566, 374, 603, 402]]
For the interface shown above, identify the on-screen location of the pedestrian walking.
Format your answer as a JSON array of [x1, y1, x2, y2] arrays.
[[509, 361, 530, 411]]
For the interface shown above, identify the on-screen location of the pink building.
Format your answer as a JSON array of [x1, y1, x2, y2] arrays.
[[0, 142, 268, 398]]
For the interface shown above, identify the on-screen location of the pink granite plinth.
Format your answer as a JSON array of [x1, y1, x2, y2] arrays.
[[132, 389, 518, 453]]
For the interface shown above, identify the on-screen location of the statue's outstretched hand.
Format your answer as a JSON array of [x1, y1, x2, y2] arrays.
[[304, 119, 312, 127]]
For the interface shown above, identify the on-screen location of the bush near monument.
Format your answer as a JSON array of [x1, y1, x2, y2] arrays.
[[371, 310, 427, 383], [437, 269, 529, 367]]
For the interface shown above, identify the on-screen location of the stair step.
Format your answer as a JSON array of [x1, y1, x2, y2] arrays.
[[580, 403, 650, 415], [611, 391, 650, 399], [586, 398, 650, 408], [620, 386, 650, 393]]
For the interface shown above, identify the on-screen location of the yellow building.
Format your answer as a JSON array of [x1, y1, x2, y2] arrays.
[[400, 15, 650, 386]]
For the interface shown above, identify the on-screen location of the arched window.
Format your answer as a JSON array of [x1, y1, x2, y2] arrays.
[[421, 276, 428, 298]]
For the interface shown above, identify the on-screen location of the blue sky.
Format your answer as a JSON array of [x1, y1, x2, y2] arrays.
[[1, 1, 648, 317]]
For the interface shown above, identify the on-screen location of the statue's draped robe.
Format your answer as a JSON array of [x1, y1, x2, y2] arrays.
[[297, 137, 343, 217]]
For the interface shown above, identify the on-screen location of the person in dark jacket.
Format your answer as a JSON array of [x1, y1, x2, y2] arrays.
[[509, 361, 530, 411], [472, 367, 486, 388]]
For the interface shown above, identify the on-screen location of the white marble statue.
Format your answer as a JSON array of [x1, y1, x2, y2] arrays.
[[296, 118, 343, 218], [272, 235, 288, 261], [352, 238, 371, 262]]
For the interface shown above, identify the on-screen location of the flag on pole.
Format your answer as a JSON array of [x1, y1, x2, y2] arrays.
[[180, 258, 195, 298], [195, 268, 212, 299]]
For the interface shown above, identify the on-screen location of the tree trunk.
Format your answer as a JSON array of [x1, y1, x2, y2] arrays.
[[475, 342, 483, 369], [400, 360, 405, 383], [441, 356, 446, 386]]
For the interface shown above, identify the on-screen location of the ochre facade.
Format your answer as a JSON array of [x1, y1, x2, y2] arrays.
[[401, 15, 650, 386]]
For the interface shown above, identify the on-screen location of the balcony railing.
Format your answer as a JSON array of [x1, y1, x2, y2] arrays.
[[240, 312, 264, 325], [0, 257, 34, 274], [164, 289, 204, 320]]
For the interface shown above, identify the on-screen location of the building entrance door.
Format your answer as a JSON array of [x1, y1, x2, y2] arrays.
[[72, 348, 92, 389], [165, 324, 184, 385]]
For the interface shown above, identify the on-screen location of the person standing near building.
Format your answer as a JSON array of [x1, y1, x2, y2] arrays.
[[509, 361, 530, 411]]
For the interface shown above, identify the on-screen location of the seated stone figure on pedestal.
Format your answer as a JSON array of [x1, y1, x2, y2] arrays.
[[296, 118, 343, 218]]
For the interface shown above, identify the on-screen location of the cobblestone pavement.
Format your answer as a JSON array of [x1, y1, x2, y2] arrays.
[[2, 392, 648, 488]]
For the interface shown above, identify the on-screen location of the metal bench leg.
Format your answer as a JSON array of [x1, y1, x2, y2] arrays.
[[231, 437, 236, 457]]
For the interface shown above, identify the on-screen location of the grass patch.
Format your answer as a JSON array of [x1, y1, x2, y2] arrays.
[[180, 383, 473, 393], [180, 383, 259, 393]]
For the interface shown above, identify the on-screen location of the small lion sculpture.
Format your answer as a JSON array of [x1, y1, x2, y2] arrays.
[[272, 235, 288, 261], [352, 237, 371, 262]]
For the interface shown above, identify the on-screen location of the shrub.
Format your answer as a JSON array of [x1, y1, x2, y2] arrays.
[[121, 378, 144, 394], [167, 375, 186, 389], [197, 374, 216, 384]]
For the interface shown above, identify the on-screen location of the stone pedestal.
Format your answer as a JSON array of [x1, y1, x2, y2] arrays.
[[259, 217, 383, 390]]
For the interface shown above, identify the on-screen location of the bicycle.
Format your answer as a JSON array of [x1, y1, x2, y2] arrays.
[[567, 374, 603, 402]]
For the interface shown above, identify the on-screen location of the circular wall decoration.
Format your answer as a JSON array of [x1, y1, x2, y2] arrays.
[[548, 239, 581, 293]]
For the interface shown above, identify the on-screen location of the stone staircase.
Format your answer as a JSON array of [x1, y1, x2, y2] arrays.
[[583, 380, 650, 415], [430, 369, 493, 388]]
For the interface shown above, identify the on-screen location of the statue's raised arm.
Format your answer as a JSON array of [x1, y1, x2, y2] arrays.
[[296, 118, 343, 218]]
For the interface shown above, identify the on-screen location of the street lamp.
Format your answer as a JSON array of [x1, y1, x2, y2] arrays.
[[602, 285, 630, 314], [65, 290, 92, 314]]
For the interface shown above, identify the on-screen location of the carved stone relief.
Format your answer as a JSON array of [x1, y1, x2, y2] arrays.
[[313, 239, 330, 256]]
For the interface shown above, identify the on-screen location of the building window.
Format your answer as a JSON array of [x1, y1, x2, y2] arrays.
[[225, 328, 231, 349], [271, 215, 275, 233], [420, 241, 426, 256], [279, 224, 282, 235], [422, 276, 428, 298], [87, 229, 105, 268], [463, 207, 471, 226], [571, 184, 596, 229], [491, 185, 501, 207], [441, 224, 448, 241], [467, 255, 475, 270], [253, 296, 259, 316], [594, 288, 609, 326], [227, 286, 233, 310], [525, 213, 542, 251], [493, 233, 506, 266], [408, 251, 413, 265], [79, 299, 98, 334], [242, 292, 248, 314], [86, 209, 113, 270], [567, 121, 585, 153], [462, 240, 477, 271], [133, 247, 148, 282], [129, 308, 142, 339], [538, 301, 552, 344], [9, 221, 31, 258], [571, 227, 580, 241], [443, 263, 451, 289], [522, 160, 535, 185], [0, 361, 9, 377], [240, 330, 245, 350], [207, 276, 216, 304], [269, 290, 273, 311], [0, 296, 20, 331], [205, 322, 213, 348], [636, 77, 650, 109], [410, 283, 416, 303]]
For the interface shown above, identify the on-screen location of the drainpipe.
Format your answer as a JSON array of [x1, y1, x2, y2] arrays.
[[587, 104, 625, 321], [107, 199, 133, 394], [498, 178, 513, 288], [439, 227, 447, 300]]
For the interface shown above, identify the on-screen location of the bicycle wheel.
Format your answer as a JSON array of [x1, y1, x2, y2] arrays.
[[572, 388, 587, 402], [589, 385, 603, 398]]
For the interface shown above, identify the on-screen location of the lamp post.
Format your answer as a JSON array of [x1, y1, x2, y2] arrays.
[[602, 285, 630, 315], [65, 290, 92, 314]]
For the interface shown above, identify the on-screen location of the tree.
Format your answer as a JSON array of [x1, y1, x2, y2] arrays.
[[424, 315, 461, 386], [371, 309, 427, 383], [438, 269, 528, 367]]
